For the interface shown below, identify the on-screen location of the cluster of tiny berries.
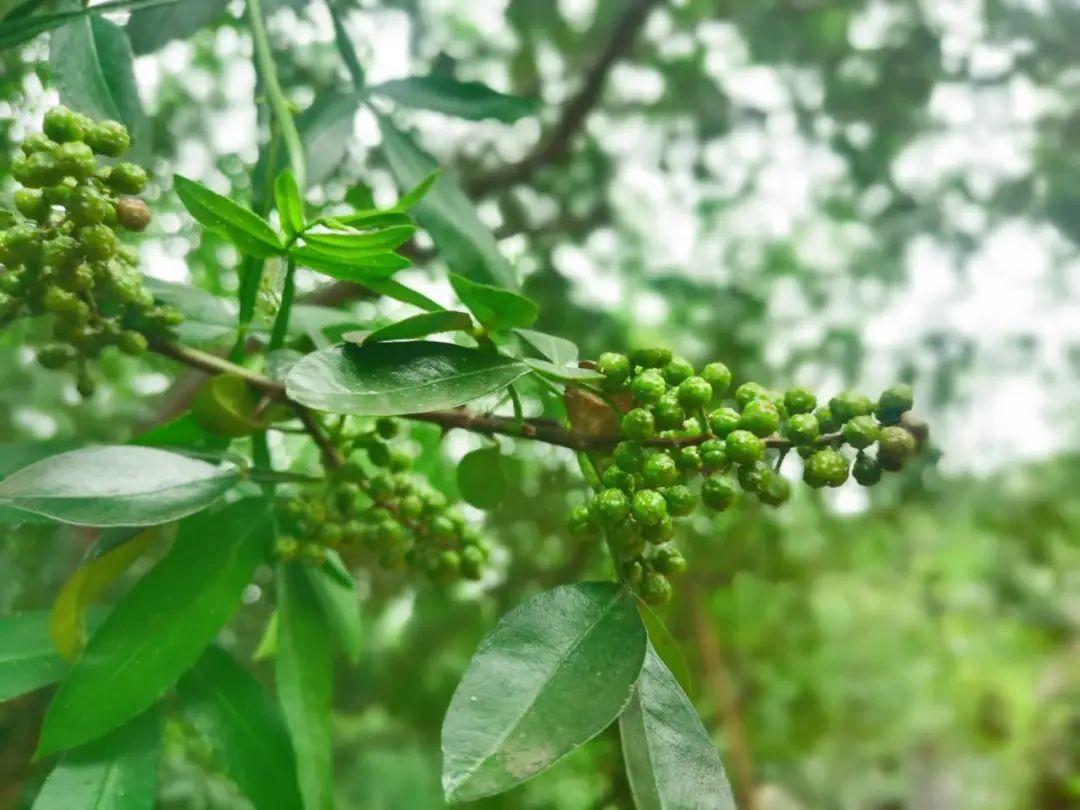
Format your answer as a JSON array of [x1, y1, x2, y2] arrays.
[[568, 347, 921, 605], [274, 417, 491, 583], [0, 107, 180, 397]]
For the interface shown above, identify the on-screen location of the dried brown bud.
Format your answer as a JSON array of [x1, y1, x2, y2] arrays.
[[115, 196, 151, 232]]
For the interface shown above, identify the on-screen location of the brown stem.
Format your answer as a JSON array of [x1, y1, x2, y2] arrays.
[[688, 582, 759, 810]]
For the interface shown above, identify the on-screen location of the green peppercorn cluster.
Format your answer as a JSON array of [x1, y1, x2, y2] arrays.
[[274, 417, 491, 583], [570, 347, 922, 605], [0, 107, 180, 397]]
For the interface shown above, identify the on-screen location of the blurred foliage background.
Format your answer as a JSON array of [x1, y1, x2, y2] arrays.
[[1, 0, 1079, 808]]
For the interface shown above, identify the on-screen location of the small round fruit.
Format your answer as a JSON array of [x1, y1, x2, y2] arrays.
[[806, 449, 849, 488], [651, 547, 687, 576], [708, 406, 741, 437], [876, 384, 914, 425], [878, 425, 916, 462], [700, 438, 729, 470], [785, 413, 820, 446], [375, 417, 399, 439], [641, 516, 674, 544], [14, 188, 49, 221], [621, 408, 656, 441], [603, 465, 637, 492], [814, 405, 839, 433], [701, 474, 737, 511], [662, 484, 697, 517], [757, 470, 792, 506], [622, 560, 644, 587], [737, 461, 769, 493], [842, 414, 880, 449], [631, 369, 667, 404], [116, 197, 152, 231], [461, 545, 485, 580], [725, 429, 765, 465], [676, 376, 713, 408], [734, 382, 770, 409], [108, 163, 148, 194], [595, 488, 631, 526], [79, 224, 117, 261], [739, 398, 780, 437], [608, 520, 644, 559], [117, 330, 147, 356], [661, 357, 694, 385], [614, 440, 646, 472], [597, 352, 631, 383], [641, 453, 679, 488], [629, 347, 672, 368], [783, 386, 817, 414], [653, 395, 686, 430], [37, 343, 74, 369], [675, 445, 702, 472], [43, 106, 87, 143], [54, 142, 96, 180], [829, 390, 873, 423], [852, 453, 882, 486], [640, 572, 672, 606], [85, 119, 131, 157], [700, 362, 732, 397], [568, 503, 596, 534], [632, 489, 668, 526]]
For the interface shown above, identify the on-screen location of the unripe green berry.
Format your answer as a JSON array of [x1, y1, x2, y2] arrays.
[[878, 425, 916, 462], [14, 188, 49, 221], [677, 375, 713, 408], [54, 141, 96, 180], [662, 484, 697, 516], [814, 405, 839, 433], [37, 343, 74, 369], [43, 106, 87, 143], [876, 384, 914, 425], [461, 545, 485, 580], [107, 162, 148, 194], [76, 368, 96, 399], [375, 417, 398, 439], [422, 489, 449, 514], [757, 470, 792, 506], [701, 474, 737, 511], [596, 488, 631, 525], [675, 445, 702, 472], [641, 516, 674, 544], [700, 438, 729, 470], [85, 119, 130, 157], [79, 224, 117, 261], [614, 440, 646, 472], [621, 407, 656, 441], [640, 572, 672, 606], [68, 186, 113, 226], [366, 440, 391, 467], [629, 347, 672, 368], [622, 560, 644, 587], [21, 133, 58, 154], [737, 461, 769, 493], [651, 547, 687, 576], [734, 382, 769, 409], [653, 395, 686, 431], [805, 449, 849, 488], [739, 398, 780, 437], [400, 493, 424, 518], [603, 465, 637, 492], [117, 330, 147, 356], [632, 489, 667, 526], [275, 535, 300, 561], [852, 453, 882, 486], [661, 357, 694, 385], [700, 362, 732, 397], [433, 549, 461, 583], [784, 386, 817, 415], [725, 429, 764, 465], [631, 369, 667, 404], [707, 406, 740, 437], [597, 352, 631, 383], [829, 390, 873, 423], [568, 503, 596, 534], [319, 522, 343, 547], [16, 151, 63, 187], [785, 413, 820, 446], [641, 453, 679, 488], [842, 414, 880, 449], [608, 520, 644, 559]]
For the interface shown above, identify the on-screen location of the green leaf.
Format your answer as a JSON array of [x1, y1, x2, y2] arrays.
[[36, 500, 271, 756], [456, 447, 506, 510], [449, 273, 537, 332], [277, 563, 334, 810], [174, 175, 284, 259], [302, 225, 414, 256], [0, 612, 67, 702], [372, 76, 538, 123], [289, 244, 409, 282], [0, 441, 76, 524], [361, 311, 473, 345], [0, 0, 178, 50], [144, 277, 235, 346], [133, 413, 227, 451], [0, 446, 239, 527], [525, 358, 604, 383], [326, 210, 412, 230], [178, 646, 303, 810], [274, 169, 305, 239], [619, 645, 735, 810], [306, 557, 362, 666], [636, 599, 693, 698], [32, 709, 159, 810], [393, 170, 440, 211], [50, 6, 149, 162], [515, 329, 579, 367], [126, 0, 225, 55], [50, 528, 156, 661], [285, 341, 531, 416], [441, 582, 647, 802], [378, 116, 517, 289], [360, 279, 445, 313]]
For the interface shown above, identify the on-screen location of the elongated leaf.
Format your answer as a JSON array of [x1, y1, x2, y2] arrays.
[[393, 170, 440, 211], [449, 273, 537, 331], [0, 441, 76, 524], [361, 278, 445, 313], [50, 528, 156, 661], [456, 447, 506, 510], [0, 446, 239, 527], [361, 311, 473, 344], [178, 646, 302, 810], [277, 563, 334, 810], [126, 0, 225, 55], [441, 582, 646, 802], [0, 612, 66, 702], [328, 210, 412, 230], [378, 117, 517, 289], [174, 175, 284, 258], [36, 501, 271, 756], [0, 0, 177, 50], [133, 413, 227, 450], [286, 341, 530, 416], [274, 169, 305, 239], [306, 558, 361, 665], [50, 7, 149, 161], [619, 646, 735, 810], [373, 76, 538, 123], [525, 358, 604, 382], [636, 599, 693, 698], [32, 709, 159, 810], [515, 329, 579, 367], [289, 244, 409, 282], [303, 225, 414, 253]]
